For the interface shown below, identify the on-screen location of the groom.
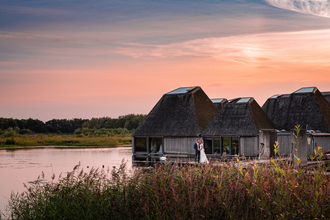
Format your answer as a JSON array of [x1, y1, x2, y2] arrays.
[[194, 139, 200, 163]]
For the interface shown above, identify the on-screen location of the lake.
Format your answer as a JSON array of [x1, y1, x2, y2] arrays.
[[0, 146, 134, 216]]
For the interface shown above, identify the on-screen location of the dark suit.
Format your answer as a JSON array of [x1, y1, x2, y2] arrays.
[[194, 142, 200, 162]]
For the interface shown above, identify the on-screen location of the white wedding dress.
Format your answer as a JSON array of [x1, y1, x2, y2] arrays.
[[199, 144, 209, 164]]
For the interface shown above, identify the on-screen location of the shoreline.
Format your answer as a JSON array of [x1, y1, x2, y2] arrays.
[[0, 144, 132, 151], [0, 133, 133, 150]]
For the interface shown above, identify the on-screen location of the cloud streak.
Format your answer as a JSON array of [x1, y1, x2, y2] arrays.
[[116, 29, 330, 66], [265, 0, 330, 18]]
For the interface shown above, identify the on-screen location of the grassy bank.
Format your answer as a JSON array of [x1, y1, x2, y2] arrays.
[[0, 133, 132, 148], [4, 158, 330, 220]]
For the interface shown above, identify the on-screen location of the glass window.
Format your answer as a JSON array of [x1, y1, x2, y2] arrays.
[[214, 138, 220, 154], [294, 87, 315, 94], [135, 137, 147, 152], [205, 137, 239, 155], [211, 98, 224, 103], [150, 137, 162, 153], [231, 137, 239, 155], [222, 137, 230, 154], [204, 139, 213, 154], [270, 95, 279, 99], [236, 98, 251, 104], [167, 87, 194, 95]]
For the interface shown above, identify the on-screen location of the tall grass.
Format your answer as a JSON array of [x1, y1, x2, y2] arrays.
[[6, 158, 330, 220], [0, 133, 132, 148]]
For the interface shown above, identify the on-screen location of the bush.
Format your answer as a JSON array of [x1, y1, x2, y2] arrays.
[[81, 127, 90, 136], [116, 127, 129, 134], [3, 127, 17, 137], [19, 129, 32, 135], [74, 128, 82, 135], [5, 137, 16, 145]]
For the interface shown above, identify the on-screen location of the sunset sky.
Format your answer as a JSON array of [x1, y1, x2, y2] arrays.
[[1, 0, 330, 121]]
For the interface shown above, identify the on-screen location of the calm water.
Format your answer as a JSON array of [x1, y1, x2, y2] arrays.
[[0, 146, 133, 215]]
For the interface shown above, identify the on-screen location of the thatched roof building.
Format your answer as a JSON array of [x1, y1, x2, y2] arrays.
[[262, 87, 330, 133], [211, 98, 228, 110], [202, 98, 276, 157], [203, 98, 276, 136], [132, 86, 218, 155], [133, 86, 218, 137]]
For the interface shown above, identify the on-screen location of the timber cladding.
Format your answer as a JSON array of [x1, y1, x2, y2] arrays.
[[240, 136, 258, 157], [164, 137, 197, 154], [314, 136, 330, 154]]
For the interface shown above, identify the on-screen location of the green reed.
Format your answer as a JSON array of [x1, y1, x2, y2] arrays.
[[0, 133, 132, 148], [6, 158, 330, 220]]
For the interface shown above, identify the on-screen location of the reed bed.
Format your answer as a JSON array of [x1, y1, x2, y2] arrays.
[[0, 133, 132, 148], [5, 158, 330, 220]]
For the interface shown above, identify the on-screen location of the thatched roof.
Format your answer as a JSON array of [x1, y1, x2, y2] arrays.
[[262, 87, 330, 132], [322, 92, 330, 104], [132, 86, 219, 137], [202, 98, 276, 136], [211, 98, 228, 110], [261, 94, 290, 124]]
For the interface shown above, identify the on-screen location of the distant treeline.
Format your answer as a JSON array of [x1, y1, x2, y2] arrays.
[[0, 114, 146, 134]]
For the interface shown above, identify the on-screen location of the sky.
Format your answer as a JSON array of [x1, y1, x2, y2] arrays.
[[1, 0, 330, 121]]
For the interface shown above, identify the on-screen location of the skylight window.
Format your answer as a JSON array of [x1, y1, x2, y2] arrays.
[[270, 95, 279, 99], [166, 87, 194, 95], [211, 98, 224, 103], [294, 87, 315, 94], [236, 98, 251, 104]]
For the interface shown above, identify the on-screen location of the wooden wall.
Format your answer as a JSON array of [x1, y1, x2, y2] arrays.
[[240, 136, 258, 157], [277, 134, 330, 157], [277, 134, 291, 156], [258, 130, 277, 159], [164, 137, 198, 154], [314, 136, 330, 154]]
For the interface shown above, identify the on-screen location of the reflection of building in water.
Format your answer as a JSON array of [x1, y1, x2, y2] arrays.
[[131, 155, 194, 168]]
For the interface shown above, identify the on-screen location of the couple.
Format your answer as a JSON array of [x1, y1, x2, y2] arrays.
[[194, 139, 209, 164]]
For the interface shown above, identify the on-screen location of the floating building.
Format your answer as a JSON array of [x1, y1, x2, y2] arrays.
[[133, 86, 330, 159], [132, 86, 218, 156], [262, 87, 330, 156], [202, 97, 277, 158]]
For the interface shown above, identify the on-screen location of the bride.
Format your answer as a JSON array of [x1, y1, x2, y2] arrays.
[[199, 140, 209, 164]]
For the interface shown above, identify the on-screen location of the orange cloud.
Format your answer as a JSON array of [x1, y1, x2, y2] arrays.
[[115, 29, 330, 67]]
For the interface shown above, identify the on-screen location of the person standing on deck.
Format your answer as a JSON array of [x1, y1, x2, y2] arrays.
[[194, 139, 200, 163]]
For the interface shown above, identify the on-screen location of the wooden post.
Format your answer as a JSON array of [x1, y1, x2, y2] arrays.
[[291, 129, 307, 167]]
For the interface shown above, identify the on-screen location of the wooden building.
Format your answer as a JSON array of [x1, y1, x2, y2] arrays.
[[262, 87, 330, 156], [202, 97, 277, 158], [132, 86, 218, 156]]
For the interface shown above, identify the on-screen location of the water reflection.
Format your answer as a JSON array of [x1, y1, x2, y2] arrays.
[[0, 147, 133, 215], [0, 147, 215, 216], [132, 154, 196, 167]]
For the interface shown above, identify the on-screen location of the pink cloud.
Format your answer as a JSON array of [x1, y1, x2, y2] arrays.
[[115, 29, 330, 69]]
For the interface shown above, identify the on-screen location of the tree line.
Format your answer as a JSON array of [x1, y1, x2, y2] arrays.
[[0, 114, 146, 134]]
